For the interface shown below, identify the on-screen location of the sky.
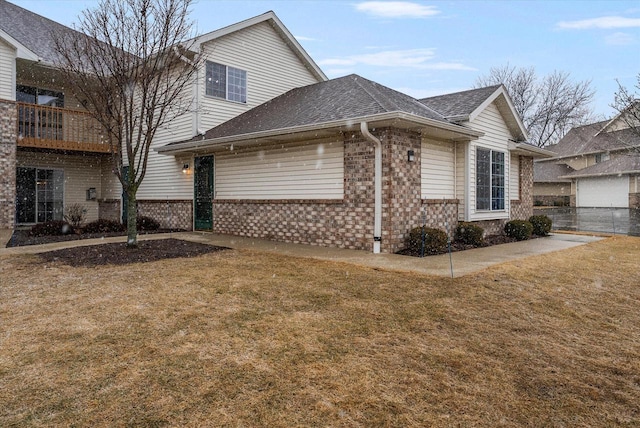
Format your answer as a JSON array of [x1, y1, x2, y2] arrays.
[[10, 0, 640, 118]]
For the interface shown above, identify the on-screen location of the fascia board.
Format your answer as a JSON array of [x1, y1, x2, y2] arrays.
[[157, 112, 482, 155]]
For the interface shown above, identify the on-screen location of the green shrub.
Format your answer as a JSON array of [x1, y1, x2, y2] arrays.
[[529, 215, 552, 236], [504, 220, 533, 241], [30, 221, 74, 237], [407, 226, 448, 255], [455, 222, 484, 246], [83, 219, 125, 234], [137, 215, 160, 231]]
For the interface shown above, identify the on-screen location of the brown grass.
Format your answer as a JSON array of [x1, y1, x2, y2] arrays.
[[1, 236, 639, 426]]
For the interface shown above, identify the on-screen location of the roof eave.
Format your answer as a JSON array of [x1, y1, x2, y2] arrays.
[[0, 29, 40, 61], [560, 169, 640, 179], [510, 142, 555, 158], [157, 112, 482, 155]]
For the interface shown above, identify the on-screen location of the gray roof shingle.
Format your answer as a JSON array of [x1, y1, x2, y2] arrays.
[[0, 0, 82, 64], [188, 74, 451, 143], [561, 154, 640, 178], [534, 162, 574, 182], [545, 121, 640, 158], [418, 85, 502, 119]]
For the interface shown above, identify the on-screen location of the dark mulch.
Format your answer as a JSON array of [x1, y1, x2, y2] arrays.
[[5, 229, 185, 248], [396, 234, 529, 257], [38, 239, 229, 267]]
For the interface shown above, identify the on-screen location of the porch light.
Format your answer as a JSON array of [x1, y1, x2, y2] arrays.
[[182, 163, 190, 174], [407, 150, 415, 162]]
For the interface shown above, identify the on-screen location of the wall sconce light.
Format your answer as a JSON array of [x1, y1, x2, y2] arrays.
[[407, 150, 415, 162], [182, 163, 190, 174]]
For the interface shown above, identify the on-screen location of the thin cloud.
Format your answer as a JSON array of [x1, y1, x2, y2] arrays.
[[295, 35, 318, 42], [318, 48, 474, 71], [557, 16, 640, 30], [355, 1, 440, 18], [605, 32, 635, 45]]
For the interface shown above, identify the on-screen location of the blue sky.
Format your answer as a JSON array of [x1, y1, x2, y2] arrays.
[[12, 0, 640, 118]]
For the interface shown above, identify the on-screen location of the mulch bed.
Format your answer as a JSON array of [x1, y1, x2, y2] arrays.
[[5, 229, 184, 248], [38, 238, 229, 267], [396, 234, 524, 257]]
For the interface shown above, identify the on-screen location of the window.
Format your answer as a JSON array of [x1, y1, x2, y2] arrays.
[[476, 148, 505, 211], [205, 61, 246, 103], [595, 152, 610, 163]]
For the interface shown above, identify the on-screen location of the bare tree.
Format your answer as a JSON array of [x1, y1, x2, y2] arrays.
[[612, 73, 640, 148], [53, 0, 200, 247], [476, 65, 595, 147]]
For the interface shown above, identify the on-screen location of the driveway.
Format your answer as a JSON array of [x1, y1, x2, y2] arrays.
[[535, 207, 640, 236]]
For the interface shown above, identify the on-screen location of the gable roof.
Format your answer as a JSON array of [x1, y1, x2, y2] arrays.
[[158, 74, 482, 154], [543, 121, 640, 159], [534, 162, 574, 183], [0, 0, 82, 64], [419, 84, 528, 141], [189, 11, 326, 82]]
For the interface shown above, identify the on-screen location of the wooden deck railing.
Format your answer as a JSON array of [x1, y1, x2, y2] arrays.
[[16, 102, 112, 153]]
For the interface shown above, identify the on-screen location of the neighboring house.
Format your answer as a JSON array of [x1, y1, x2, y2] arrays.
[[159, 77, 550, 253], [0, 0, 325, 231], [534, 115, 640, 208]]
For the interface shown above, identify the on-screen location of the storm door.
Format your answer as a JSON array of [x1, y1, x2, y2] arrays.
[[194, 156, 214, 230]]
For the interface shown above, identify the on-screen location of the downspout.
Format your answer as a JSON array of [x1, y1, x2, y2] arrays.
[[360, 122, 382, 254]]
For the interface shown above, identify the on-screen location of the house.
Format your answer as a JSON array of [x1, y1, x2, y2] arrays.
[[534, 112, 640, 208], [1, 0, 550, 253], [158, 77, 550, 253], [0, 0, 325, 231]]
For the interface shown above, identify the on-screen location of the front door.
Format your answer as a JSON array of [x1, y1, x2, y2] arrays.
[[194, 156, 214, 230]]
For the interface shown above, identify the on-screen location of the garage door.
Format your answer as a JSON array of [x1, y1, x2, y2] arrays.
[[577, 176, 629, 208]]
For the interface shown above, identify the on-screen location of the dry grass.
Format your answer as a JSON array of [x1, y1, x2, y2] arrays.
[[1, 236, 639, 427]]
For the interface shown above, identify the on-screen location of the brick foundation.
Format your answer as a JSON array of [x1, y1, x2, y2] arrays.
[[137, 200, 193, 230], [629, 193, 640, 209], [98, 199, 121, 222], [0, 100, 16, 230]]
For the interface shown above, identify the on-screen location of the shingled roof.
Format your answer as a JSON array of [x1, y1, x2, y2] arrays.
[[0, 0, 82, 64], [419, 85, 502, 119], [162, 74, 467, 152], [544, 121, 639, 158]]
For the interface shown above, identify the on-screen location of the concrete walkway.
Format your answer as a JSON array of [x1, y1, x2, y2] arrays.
[[1, 230, 604, 277]]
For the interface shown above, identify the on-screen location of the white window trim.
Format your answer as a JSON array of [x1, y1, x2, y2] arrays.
[[475, 147, 506, 213], [204, 60, 247, 104]]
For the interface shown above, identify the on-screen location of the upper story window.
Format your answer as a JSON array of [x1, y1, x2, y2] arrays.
[[16, 85, 64, 107], [205, 61, 247, 103], [476, 147, 505, 211], [595, 152, 610, 163]]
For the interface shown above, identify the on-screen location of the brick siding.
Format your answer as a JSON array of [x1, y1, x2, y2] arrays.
[[510, 156, 534, 220], [137, 200, 193, 231], [0, 100, 16, 230]]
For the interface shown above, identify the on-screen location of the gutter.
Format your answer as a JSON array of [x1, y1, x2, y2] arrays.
[[360, 122, 382, 254], [157, 111, 482, 155]]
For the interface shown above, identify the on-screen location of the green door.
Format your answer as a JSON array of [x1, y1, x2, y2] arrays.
[[194, 156, 214, 230]]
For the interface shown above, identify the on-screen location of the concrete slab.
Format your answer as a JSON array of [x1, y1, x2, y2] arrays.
[[0, 231, 604, 278]]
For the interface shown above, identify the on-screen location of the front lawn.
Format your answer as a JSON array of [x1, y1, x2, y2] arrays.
[[1, 236, 639, 426]]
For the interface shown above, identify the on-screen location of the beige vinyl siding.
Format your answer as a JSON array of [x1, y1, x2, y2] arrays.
[[510, 155, 519, 200], [0, 38, 16, 100], [421, 138, 455, 199], [215, 141, 344, 199], [199, 21, 321, 131], [455, 141, 467, 221], [137, 20, 322, 200], [16, 152, 113, 222], [465, 102, 513, 221]]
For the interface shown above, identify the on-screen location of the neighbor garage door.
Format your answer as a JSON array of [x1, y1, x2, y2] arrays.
[[576, 176, 629, 208]]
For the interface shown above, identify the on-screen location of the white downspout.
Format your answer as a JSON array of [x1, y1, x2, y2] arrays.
[[360, 122, 382, 254]]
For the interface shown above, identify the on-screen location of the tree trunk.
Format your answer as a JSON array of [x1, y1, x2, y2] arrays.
[[126, 187, 138, 248]]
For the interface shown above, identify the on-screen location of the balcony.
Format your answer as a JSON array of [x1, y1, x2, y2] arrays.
[[16, 102, 112, 153]]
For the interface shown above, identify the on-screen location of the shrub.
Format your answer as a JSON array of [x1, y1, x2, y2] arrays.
[[82, 219, 126, 234], [455, 222, 484, 246], [137, 215, 160, 231], [529, 215, 552, 236], [30, 220, 74, 237], [407, 226, 448, 255], [64, 203, 87, 228], [504, 220, 533, 241]]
